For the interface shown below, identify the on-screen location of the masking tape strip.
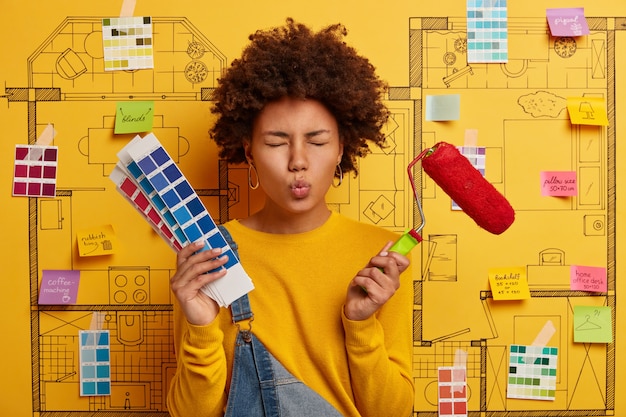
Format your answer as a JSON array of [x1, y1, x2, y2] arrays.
[[26, 123, 56, 161], [35, 123, 56, 146], [452, 349, 468, 393], [531, 320, 556, 347], [119, 0, 136, 17], [464, 128, 478, 147], [89, 311, 104, 330]]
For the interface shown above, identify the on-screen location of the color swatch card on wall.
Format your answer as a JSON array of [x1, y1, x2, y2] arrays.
[[507, 344, 558, 401], [438, 366, 468, 417], [466, 0, 508, 63], [102, 16, 154, 71], [111, 133, 254, 307], [13, 144, 58, 198], [79, 330, 111, 397]]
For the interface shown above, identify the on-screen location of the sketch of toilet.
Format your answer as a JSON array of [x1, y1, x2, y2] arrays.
[[116, 312, 144, 346]]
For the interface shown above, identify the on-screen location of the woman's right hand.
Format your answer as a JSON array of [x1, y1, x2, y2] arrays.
[[170, 241, 229, 326]]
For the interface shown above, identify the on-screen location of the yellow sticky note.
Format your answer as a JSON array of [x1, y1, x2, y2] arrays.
[[488, 266, 531, 300], [77, 225, 118, 257], [566, 97, 608, 126]]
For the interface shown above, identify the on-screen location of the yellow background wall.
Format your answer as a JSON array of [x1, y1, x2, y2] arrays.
[[1, 1, 625, 416]]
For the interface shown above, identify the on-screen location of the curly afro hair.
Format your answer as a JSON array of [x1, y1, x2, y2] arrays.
[[209, 18, 390, 176]]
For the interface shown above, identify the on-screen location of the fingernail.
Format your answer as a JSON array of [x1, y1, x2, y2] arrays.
[[379, 251, 389, 256]]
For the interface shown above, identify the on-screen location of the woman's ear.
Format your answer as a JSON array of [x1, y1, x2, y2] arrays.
[[243, 139, 253, 164]]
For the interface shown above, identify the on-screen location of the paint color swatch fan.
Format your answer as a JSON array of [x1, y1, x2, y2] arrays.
[[389, 141, 515, 255], [109, 133, 254, 307]]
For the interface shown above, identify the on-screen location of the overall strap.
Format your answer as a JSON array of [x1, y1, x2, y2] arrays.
[[218, 224, 254, 322]]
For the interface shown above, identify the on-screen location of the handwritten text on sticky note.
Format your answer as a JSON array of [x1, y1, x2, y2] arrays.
[[546, 8, 590, 37], [77, 224, 118, 257], [571, 265, 607, 292], [39, 270, 80, 304], [115, 101, 154, 134], [489, 267, 531, 300], [541, 171, 577, 196]]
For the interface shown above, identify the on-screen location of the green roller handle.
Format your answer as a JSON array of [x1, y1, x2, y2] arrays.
[[388, 229, 422, 255]]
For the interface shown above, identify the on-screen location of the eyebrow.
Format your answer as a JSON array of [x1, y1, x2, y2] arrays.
[[262, 129, 332, 138]]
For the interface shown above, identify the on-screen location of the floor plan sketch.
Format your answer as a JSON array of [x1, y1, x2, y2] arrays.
[[405, 16, 615, 416], [0, 4, 621, 417]]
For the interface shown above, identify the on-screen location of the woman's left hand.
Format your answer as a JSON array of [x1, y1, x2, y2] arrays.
[[343, 241, 410, 321]]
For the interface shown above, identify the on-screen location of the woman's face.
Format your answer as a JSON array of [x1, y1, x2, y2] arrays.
[[245, 97, 343, 220]]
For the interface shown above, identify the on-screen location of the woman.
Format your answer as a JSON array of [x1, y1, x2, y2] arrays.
[[167, 18, 414, 417]]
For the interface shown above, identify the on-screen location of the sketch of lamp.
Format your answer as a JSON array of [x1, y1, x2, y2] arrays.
[[579, 101, 594, 119]]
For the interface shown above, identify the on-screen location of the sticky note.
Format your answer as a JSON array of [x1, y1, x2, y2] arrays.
[[425, 94, 460, 121], [489, 266, 530, 300], [546, 8, 590, 37], [566, 97, 609, 126], [114, 101, 154, 134], [573, 305, 612, 343], [541, 171, 577, 196], [571, 265, 607, 292], [39, 270, 80, 304], [77, 225, 118, 257]]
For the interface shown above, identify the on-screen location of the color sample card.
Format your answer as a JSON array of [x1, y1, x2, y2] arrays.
[[110, 163, 184, 251], [466, 0, 508, 63], [507, 344, 557, 401], [453, 146, 485, 210], [79, 330, 111, 396], [112, 133, 254, 306], [13, 145, 58, 198], [438, 367, 468, 417], [102, 16, 154, 71]]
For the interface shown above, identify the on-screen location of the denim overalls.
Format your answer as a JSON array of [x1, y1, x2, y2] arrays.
[[219, 226, 343, 417]]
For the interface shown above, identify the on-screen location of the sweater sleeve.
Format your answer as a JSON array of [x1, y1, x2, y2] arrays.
[[167, 307, 229, 417], [341, 273, 414, 417]]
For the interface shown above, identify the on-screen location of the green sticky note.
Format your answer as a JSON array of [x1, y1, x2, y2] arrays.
[[573, 305, 612, 343], [115, 101, 154, 134]]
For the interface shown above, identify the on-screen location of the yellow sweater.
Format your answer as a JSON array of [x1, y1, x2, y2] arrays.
[[167, 212, 414, 417]]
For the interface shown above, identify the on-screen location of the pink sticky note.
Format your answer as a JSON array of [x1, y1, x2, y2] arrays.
[[39, 270, 80, 304], [541, 171, 577, 196], [546, 8, 590, 37], [571, 265, 607, 292]]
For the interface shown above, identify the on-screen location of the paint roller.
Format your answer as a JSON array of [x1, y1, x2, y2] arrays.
[[388, 141, 515, 255]]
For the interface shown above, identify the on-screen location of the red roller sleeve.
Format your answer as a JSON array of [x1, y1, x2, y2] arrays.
[[421, 142, 515, 234]]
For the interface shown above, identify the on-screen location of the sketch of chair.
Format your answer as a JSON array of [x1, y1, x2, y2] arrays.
[[56, 48, 87, 79]]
